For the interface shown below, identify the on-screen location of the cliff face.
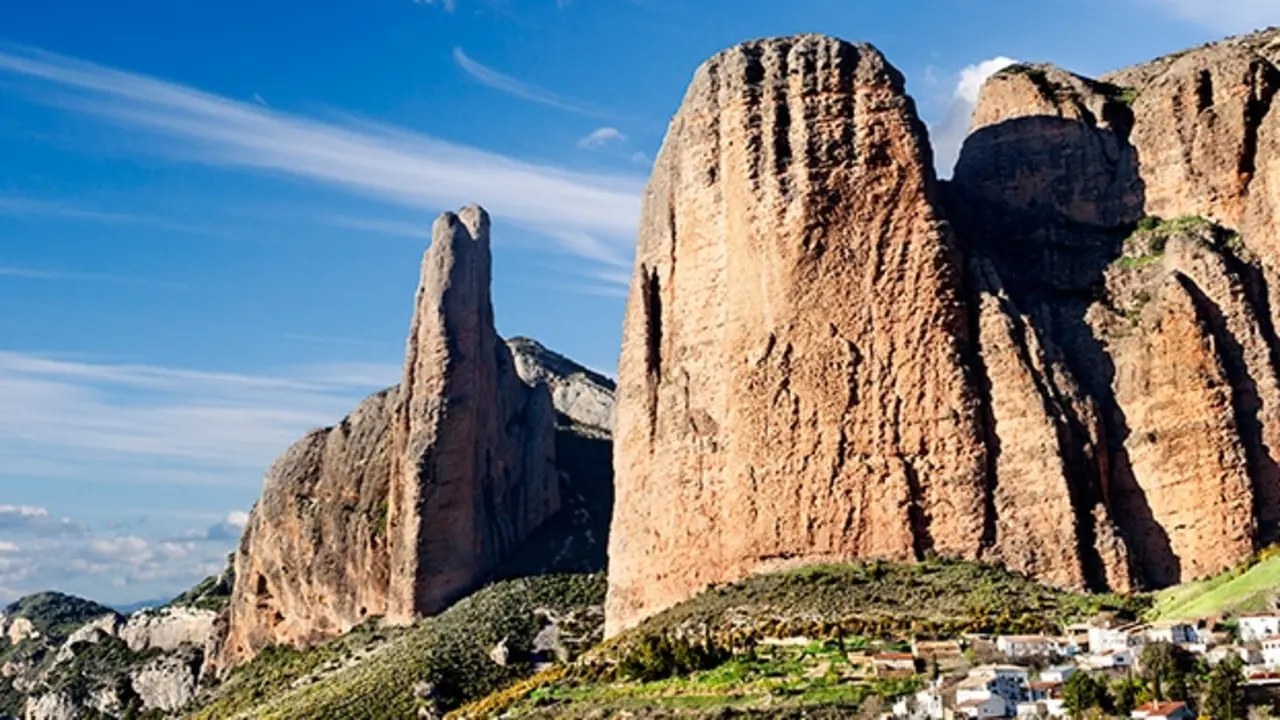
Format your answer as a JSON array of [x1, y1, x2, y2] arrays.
[[607, 29, 1280, 633], [949, 29, 1280, 590], [606, 35, 992, 636], [220, 388, 397, 667], [219, 207, 582, 669], [386, 207, 559, 621]]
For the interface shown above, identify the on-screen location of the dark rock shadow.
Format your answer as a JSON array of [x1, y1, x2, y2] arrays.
[[489, 420, 614, 580], [945, 111, 1187, 589]]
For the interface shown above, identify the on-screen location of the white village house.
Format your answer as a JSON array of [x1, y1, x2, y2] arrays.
[[891, 683, 945, 720], [1143, 621, 1197, 646], [1239, 612, 1280, 642], [955, 665, 1029, 719], [1088, 619, 1145, 654], [1262, 636, 1280, 668], [996, 635, 1058, 660], [1016, 680, 1067, 718]]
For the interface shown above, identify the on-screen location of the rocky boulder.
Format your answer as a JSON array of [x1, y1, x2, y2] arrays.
[[508, 337, 616, 433], [129, 653, 200, 713], [120, 605, 218, 653]]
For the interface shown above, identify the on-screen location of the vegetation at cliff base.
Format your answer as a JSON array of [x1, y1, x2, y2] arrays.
[[603, 557, 1145, 649], [186, 573, 605, 720], [453, 558, 1148, 718], [1148, 545, 1280, 621]]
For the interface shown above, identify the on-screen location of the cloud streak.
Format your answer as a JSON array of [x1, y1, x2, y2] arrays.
[[0, 350, 399, 488], [0, 46, 643, 270], [576, 126, 627, 150], [452, 47, 615, 118], [0, 264, 187, 290]]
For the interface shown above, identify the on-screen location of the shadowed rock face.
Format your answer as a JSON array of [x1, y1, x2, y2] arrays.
[[948, 29, 1280, 591], [606, 34, 992, 637], [219, 207, 565, 669]]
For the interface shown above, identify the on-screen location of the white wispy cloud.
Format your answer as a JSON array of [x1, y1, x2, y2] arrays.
[[0, 350, 399, 488], [0, 505, 88, 537], [452, 47, 615, 118], [576, 126, 627, 150], [928, 56, 1018, 178], [0, 46, 643, 271], [325, 215, 434, 240], [0, 265, 187, 290], [0, 195, 214, 237], [1142, 0, 1278, 33], [0, 522, 235, 605], [414, 0, 458, 10]]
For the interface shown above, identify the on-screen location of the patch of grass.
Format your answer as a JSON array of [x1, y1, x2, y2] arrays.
[[1149, 547, 1280, 621], [500, 642, 923, 717], [186, 573, 605, 720]]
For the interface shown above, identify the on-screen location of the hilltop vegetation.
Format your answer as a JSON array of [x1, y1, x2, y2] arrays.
[[452, 558, 1148, 718], [602, 558, 1146, 651], [187, 573, 605, 720]]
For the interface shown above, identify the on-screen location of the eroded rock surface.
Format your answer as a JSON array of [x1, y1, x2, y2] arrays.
[[387, 207, 559, 621], [220, 206, 565, 669], [606, 35, 992, 635]]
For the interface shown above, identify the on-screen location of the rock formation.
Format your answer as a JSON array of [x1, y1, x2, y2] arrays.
[[218, 206, 609, 669], [508, 337, 616, 433], [606, 35, 993, 636], [608, 28, 1280, 634], [387, 206, 558, 620]]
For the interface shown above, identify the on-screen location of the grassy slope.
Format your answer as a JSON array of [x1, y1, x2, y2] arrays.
[[453, 558, 1146, 718], [187, 574, 605, 720], [1149, 550, 1280, 621]]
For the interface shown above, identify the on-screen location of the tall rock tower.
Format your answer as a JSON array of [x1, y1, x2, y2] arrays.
[[219, 206, 559, 668], [386, 206, 560, 620], [605, 35, 992, 636]]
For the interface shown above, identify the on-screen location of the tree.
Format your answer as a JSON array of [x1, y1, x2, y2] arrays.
[[1203, 655, 1246, 720], [1142, 641, 1196, 701], [1063, 671, 1107, 720], [1111, 676, 1148, 716]]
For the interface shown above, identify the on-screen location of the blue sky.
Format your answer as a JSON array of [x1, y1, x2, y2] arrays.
[[0, 0, 1274, 606]]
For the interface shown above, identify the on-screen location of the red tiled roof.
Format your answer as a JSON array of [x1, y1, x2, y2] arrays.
[[1136, 701, 1187, 716], [874, 652, 914, 661], [1029, 681, 1063, 691]]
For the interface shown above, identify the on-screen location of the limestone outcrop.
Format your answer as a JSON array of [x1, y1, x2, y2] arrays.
[[219, 206, 568, 669], [386, 206, 559, 620], [607, 28, 1280, 634], [606, 35, 992, 636]]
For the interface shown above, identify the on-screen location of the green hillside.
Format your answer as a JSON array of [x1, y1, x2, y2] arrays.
[[1148, 548, 1280, 621], [453, 558, 1146, 718], [187, 573, 605, 720]]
